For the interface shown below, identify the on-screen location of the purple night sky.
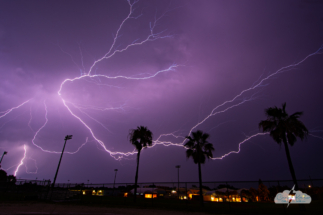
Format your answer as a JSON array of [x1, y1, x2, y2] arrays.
[[0, 0, 323, 184]]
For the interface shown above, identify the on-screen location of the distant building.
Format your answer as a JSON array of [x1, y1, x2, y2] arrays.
[[204, 188, 251, 202], [129, 188, 166, 198], [187, 187, 209, 200]]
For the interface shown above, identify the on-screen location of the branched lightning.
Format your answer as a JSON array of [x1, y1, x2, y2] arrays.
[[28, 105, 34, 132], [3, 164, 19, 172], [0, 100, 30, 119], [210, 132, 269, 160], [9, 145, 38, 176], [309, 133, 323, 141], [14, 145, 27, 176], [31, 101, 90, 155], [1, 0, 322, 177], [25, 157, 38, 174]]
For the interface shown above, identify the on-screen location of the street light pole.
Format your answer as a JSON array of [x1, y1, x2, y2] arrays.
[[113, 169, 118, 196], [52, 135, 72, 189], [0, 151, 8, 168], [176, 165, 180, 199]]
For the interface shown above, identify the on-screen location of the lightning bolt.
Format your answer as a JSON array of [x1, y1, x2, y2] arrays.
[[25, 157, 38, 174], [14, 145, 27, 176], [31, 101, 90, 155], [0, 100, 30, 119], [0, 0, 323, 177]]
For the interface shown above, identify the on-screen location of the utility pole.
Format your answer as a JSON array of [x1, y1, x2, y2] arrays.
[[0, 151, 7, 168], [176, 165, 180, 199], [52, 135, 72, 189], [113, 169, 118, 196]]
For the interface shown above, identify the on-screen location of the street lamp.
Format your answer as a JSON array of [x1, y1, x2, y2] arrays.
[[52, 135, 72, 189], [176, 165, 180, 199], [113, 169, 118, 196], [0, 151, 8, 168]]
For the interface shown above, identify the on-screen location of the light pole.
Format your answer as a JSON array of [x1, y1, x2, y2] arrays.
[[176, 165, 180, 199], [0, 151, 8, 168], [113, 169, 118, 196], [52, 135, 72, 189]]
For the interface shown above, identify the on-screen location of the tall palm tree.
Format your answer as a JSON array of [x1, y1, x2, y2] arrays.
[[128, 126, 153, 203], [259, 103, 308, 190], [185, 130, 214, 207]]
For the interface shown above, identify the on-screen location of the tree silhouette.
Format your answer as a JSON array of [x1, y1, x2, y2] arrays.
[[185, 130, 214, 207], [258, 183, 270, 202], [259, 102, 308, 190], [0, 170, 7, 182], [249, 187, 258, 202], [128, 126, 153, 203]]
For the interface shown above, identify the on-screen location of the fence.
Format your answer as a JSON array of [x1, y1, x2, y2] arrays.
[[0, 179, 51, 201], [1, 178, 322, 211]]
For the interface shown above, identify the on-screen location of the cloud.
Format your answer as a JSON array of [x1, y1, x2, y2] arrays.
[[274, 190, 311, 204]]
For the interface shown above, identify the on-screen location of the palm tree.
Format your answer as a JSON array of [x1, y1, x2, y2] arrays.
[[185, 130, 214, 207], [128, 126, 153, 203], [259, 102, 308, 190]]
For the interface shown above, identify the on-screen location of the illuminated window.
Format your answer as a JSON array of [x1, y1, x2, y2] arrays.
[[83, 191, 86, 195], [124, 193, 128, 197], [184, 196, 187, 199], [236, 197, 241, 202], [256, 196, 259, 201], [145, 194, 152, 198], [211, 197, 214, 201], [144, 194, 157, 198], [219, 198, 223, 202]]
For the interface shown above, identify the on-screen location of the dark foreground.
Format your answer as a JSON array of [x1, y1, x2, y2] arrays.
[[0, 199, 322, 215], [0, 202, 207, 215]]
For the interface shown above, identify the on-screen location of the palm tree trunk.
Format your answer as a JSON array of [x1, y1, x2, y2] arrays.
[[134, 150, 141, 203], [198, 161, 204, 207], [283, 140, 306, 211], [283, 140, 299, 190]]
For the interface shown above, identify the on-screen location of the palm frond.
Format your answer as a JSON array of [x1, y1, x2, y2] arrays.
[[260, 103, 308, 147], [259, 120, 276, 132], [128, 126, 153, 151], [287, 132, 297, 146], [290, 111, 303, 119], [186, 149, 194, 159], [185, 130, 214, 164], [282, 102, 286, 113]]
